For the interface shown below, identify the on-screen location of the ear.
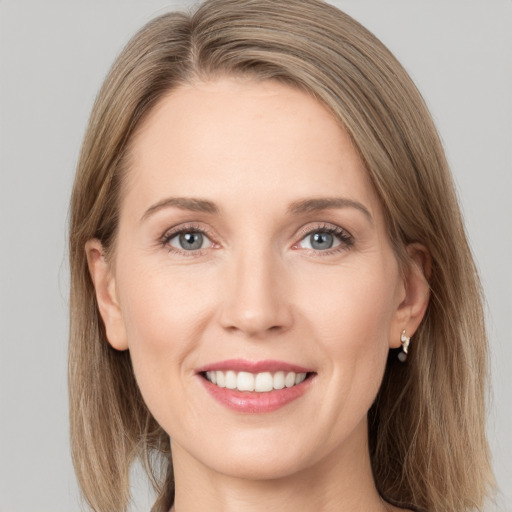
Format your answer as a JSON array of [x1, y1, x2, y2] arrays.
[[85, 239, 129, 351], [389, 243, 431, 348]]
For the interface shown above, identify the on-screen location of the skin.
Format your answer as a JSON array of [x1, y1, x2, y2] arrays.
[[87, 77, 430, 511]]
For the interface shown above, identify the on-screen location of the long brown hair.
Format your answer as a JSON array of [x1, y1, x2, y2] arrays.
[[69, 1, 495, 510]]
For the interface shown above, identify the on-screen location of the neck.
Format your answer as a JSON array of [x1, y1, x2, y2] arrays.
[[169, 418, 390, 512]]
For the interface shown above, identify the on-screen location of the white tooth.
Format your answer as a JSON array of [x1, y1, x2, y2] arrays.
[[205, 371, 212, 382], [254, 372, 273, 392], [210, 371, 217, 384], [237, 371, 255, 391], [216, 371, 226, 388], [273, 371, 285, 390], [295, 372, 307, 385], [225, 370, 237, 389], [285, 372, 296, 388]]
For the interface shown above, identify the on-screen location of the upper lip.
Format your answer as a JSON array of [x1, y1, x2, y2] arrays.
[[195, 359, 313, 374]]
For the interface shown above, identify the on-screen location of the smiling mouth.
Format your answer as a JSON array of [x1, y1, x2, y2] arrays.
[[197, 361, 316, 412], [202, 370, 312, 393]]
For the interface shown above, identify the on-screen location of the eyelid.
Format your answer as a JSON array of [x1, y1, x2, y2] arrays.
[[159, 223, 218, 257], [159, 221, 354, 257], [295, 222, 352, 241], [293, 222, 354, 255]]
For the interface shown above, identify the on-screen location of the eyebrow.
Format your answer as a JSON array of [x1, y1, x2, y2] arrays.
[[141, 197, 219, 221], [141, 196, 372, 223], [287, 197, 373, 223]]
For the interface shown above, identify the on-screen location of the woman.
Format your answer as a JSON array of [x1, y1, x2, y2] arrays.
[[68, 0, 495, 511]]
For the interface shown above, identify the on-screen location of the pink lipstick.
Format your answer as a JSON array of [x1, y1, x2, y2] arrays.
[[196, 359, 315, 413]]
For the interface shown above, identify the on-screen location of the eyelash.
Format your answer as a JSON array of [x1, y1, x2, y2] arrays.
[[159, 222, 354, 258], [294, 223, 354, 255]]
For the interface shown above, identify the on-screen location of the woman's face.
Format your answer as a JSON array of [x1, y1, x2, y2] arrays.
[[90, 77, 413, 480]]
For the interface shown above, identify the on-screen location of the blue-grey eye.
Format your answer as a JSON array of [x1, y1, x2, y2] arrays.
[[169, 231, 209, 251], [311, 232, 334, 249], [299, 230, 342, 251]]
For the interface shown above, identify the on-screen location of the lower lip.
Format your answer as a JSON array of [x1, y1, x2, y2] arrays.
[[199, 375, 314, 413]]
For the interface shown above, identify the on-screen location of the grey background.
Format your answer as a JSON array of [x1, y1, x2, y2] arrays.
[[1, 1, 511, 511]]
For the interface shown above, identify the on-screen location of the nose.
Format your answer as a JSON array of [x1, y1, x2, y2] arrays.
[[218, 246, 293, 338]]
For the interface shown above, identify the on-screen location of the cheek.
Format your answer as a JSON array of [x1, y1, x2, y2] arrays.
[[119, 259, 216, 344], [115, 263, 216, 407], [299, 259, 398, 346], [298, 260, 398, 401]]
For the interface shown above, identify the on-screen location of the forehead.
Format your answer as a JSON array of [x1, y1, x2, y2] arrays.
[[121, 77, 381, 222]]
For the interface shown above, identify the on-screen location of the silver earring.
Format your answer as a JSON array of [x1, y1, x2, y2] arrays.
[[398, 330, 410, 362]]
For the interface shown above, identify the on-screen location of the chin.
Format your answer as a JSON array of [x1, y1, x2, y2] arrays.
[[206, 448, 313, 481], [173, 424, 329, 482]]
